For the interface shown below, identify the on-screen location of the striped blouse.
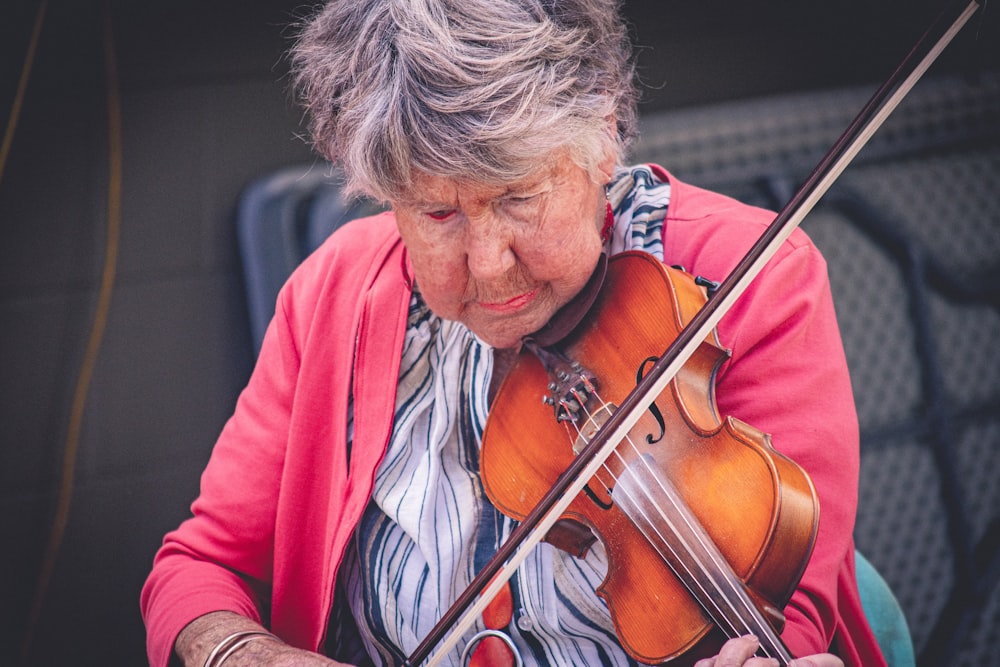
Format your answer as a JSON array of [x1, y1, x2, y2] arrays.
[[341, 165, 672, 666]]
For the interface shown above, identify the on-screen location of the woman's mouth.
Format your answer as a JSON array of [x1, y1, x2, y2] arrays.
[[478, 288, 538, 313]]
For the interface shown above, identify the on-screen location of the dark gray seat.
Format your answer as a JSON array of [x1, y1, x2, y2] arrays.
[[236, 166, 384, 353]]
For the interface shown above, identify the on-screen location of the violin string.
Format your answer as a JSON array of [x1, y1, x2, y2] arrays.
[[565, 406, 750, 642], [567, 391, 781, 656], [611, 448, 772, 646], [606, 440, 759, 643]]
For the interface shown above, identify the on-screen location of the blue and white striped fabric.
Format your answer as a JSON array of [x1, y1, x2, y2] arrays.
[[342, 166, 672, 666]]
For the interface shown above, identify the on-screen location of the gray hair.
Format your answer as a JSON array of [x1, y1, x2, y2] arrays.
[[290, 0, 638, 201]]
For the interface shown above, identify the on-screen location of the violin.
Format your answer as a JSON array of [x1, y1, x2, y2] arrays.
[[405, 1, 983, 664], [481, 251, 819, 665]]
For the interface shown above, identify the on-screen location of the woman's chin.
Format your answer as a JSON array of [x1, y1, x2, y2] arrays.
[[457, 293, 568, 349], [471, 329, 524, 351], [464, 318, 536, 350]]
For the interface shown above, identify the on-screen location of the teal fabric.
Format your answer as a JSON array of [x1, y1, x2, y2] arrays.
[[855, 551, 915, 667]]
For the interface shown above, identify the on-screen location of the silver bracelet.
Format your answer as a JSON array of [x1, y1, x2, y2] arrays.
[[203, 630, 277, 667]]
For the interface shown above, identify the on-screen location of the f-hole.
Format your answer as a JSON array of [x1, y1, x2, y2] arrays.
[[637, 356, 666, 444], [583, 484, 613, 510]]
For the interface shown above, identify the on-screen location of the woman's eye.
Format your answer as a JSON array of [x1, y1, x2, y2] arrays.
[[426, 209, 455, 221], [505, 193, 538, 206]]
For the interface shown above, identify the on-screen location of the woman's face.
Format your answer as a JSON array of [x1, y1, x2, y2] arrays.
[[392, 152, 613, 349]]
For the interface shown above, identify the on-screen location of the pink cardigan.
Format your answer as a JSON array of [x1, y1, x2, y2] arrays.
[[141, 172, 884, 666]]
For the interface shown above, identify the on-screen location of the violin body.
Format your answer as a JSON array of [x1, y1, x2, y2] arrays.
[[480, 251, 820, 665]]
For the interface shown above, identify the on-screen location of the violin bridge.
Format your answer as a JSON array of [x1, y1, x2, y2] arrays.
[[572, 403, 616, 456]]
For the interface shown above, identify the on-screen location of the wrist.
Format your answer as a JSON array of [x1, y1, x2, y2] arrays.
[[204, 629, 279, 667], [175, 611, 277, 667]]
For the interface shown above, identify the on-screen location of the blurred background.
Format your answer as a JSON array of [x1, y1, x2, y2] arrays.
[[1, 1, 997, 665]]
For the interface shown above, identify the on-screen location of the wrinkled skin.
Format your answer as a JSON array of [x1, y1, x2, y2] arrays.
[[391, 151, 613, 350]]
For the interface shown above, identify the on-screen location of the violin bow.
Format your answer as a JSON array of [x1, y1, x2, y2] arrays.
[[407, 0, 983, 664]]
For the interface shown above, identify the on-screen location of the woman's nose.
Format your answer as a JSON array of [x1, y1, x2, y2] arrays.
[[465, 215, 516, 280]]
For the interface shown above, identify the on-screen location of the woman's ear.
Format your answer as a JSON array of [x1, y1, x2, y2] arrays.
[[597, 150, 616, 182], [597, 115, 618, 181]]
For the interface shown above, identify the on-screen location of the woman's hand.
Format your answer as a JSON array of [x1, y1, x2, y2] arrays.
[[175, 611, 352, 666], [694, 635, 845, 667]]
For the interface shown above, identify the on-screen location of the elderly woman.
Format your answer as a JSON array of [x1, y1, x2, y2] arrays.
[[141, 0, 886, 665]]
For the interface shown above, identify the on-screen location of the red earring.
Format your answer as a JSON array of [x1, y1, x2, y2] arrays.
[[600, 200, 614, 243]]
